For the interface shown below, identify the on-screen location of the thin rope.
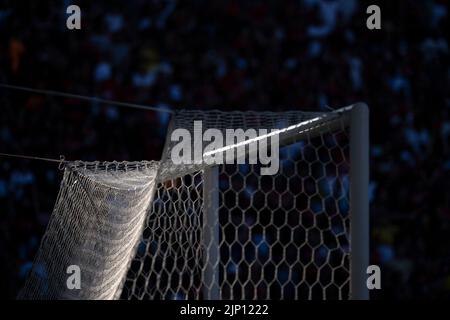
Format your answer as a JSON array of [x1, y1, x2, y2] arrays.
[[0, 83, 175, 114], [0, 152, 66, 169]]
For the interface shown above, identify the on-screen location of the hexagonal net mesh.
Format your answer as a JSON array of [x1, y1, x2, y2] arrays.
[[19, 106, 366, 300], [19, 161, 160, 300], [121, 107, 355, 300]]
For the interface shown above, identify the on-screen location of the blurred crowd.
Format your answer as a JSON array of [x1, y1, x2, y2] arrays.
[[0, 0, 449, 299]]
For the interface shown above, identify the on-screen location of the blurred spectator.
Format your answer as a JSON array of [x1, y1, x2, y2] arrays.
[[0, 0, 449, 299]]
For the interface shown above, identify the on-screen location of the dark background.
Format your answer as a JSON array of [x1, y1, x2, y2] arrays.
[[0, 0, 449, 299]]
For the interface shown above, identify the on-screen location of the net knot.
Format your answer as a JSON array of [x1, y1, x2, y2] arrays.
[[58, 155, 66, 170]]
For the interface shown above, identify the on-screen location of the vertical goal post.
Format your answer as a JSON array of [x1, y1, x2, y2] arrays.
[[19, 103, 369, 300], [201, 103, 369, 300], [349, 103, 369, 300]]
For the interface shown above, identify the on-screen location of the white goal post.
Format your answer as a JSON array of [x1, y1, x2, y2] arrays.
[[19, 103, 369, 300], [199, 103, 369, 300], [349, 103, 369, 300]]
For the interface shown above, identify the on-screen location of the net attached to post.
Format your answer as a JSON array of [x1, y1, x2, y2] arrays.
[[121, 107, 352, 300], [20, 107, 354, 300], [19, 161, 159, 300]]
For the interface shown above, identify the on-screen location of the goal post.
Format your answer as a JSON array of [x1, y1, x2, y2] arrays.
[[19, 103, 369, 300], [197, 103, 369, 300], [349, 103, 369, 300]]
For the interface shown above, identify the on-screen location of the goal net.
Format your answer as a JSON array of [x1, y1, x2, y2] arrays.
[[18, 161, 160, 299], [19, 104, 369, 300]]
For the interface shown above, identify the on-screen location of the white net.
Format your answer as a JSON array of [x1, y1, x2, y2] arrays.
[[19, 161, 159, 300], [20, 107, 361, 300], [121, 108, 352, 300]]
